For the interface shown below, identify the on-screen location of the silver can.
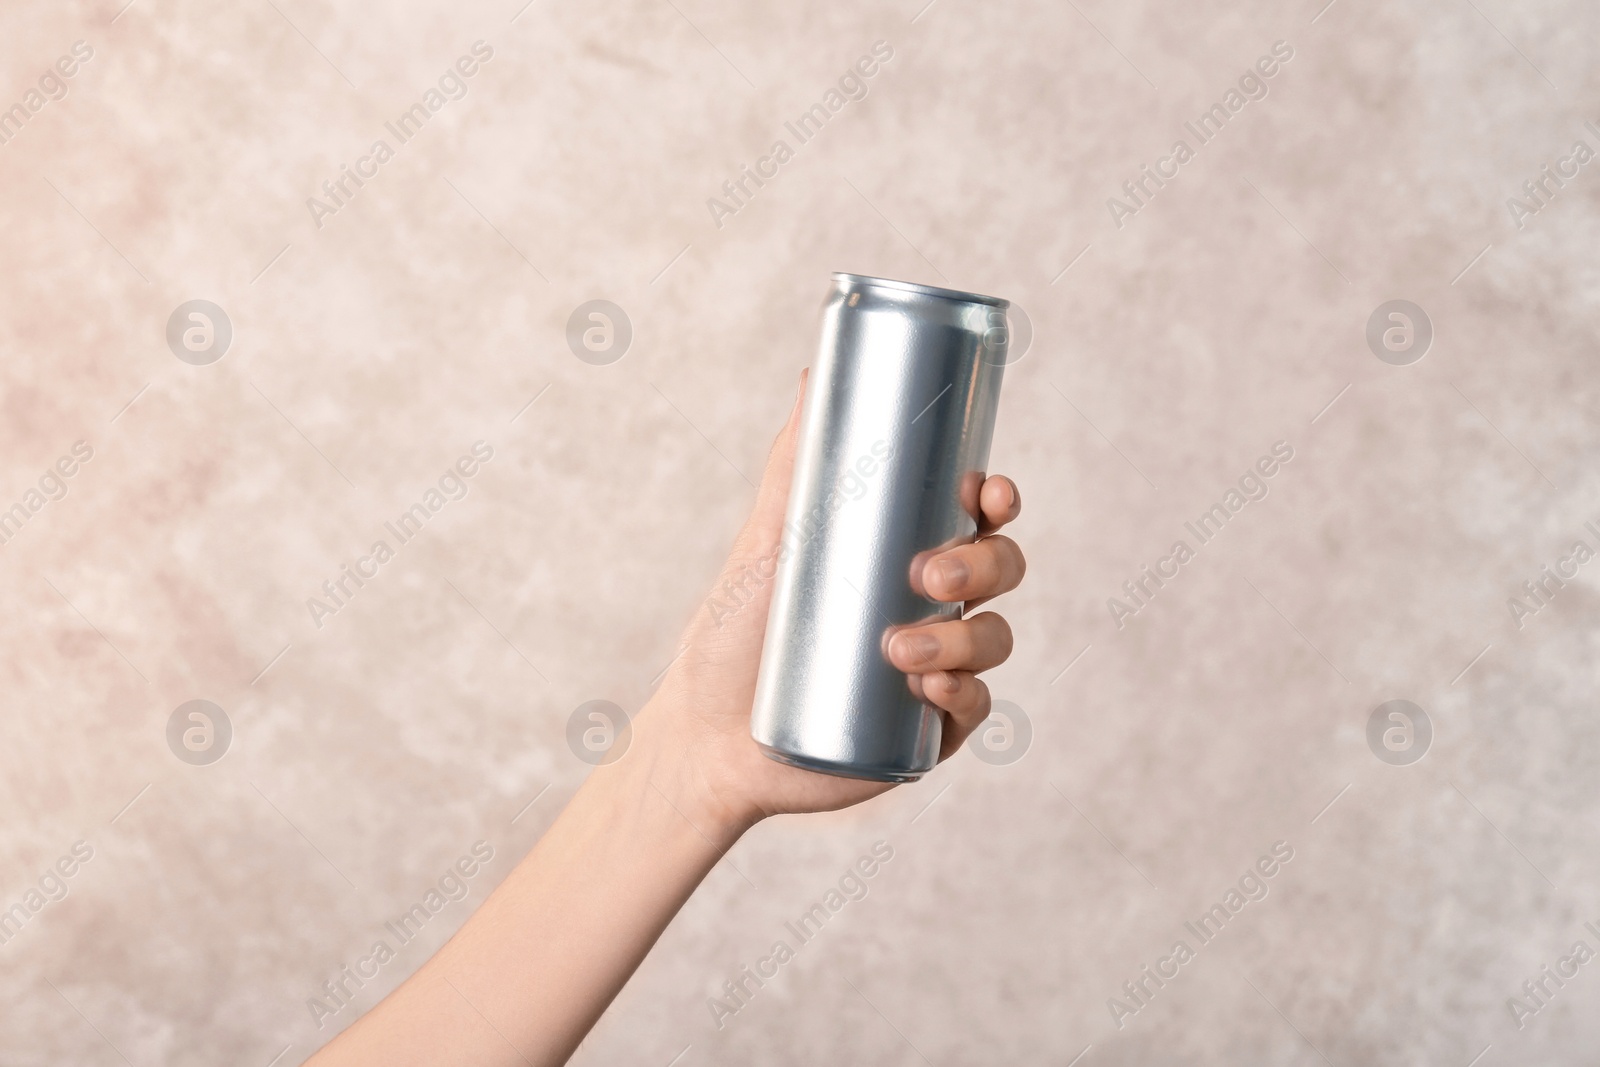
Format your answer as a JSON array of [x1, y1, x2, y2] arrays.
[[750, 272, 1010, 781]]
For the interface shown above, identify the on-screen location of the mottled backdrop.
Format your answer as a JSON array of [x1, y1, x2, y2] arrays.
[[2, 0, 1598, 1063]]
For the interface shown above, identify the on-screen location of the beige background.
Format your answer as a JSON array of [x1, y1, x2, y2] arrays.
[[2, 0, 1598, 1063]]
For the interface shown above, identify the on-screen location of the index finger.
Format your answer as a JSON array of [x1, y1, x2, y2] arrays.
[[977, 475, 1021, 536]]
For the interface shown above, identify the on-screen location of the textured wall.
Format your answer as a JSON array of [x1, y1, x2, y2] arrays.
[[2, 0, 1598, 1064]]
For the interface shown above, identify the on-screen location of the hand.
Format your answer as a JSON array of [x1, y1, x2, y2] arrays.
[[306, 373, 1024, 1067], [638, 370, 1025, 837]]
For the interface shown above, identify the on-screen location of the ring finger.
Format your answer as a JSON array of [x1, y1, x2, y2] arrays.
[[886, 611, 1013, 674]]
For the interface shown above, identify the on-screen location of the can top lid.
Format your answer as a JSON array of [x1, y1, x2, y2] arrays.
[[832, 272, 1009, 309]]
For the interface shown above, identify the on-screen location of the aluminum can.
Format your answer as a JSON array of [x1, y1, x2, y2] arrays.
[[750, 272, 1010, 781]]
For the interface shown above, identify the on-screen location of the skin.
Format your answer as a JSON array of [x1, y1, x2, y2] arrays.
[[308, 371, 1026, 1066]]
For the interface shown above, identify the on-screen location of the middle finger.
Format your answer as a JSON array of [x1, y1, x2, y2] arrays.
[[917, 534, 1026, 604], [886, 611, 1013, 674]]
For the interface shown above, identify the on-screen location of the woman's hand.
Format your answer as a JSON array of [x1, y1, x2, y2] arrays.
[[639, 370, 1026, 837], [308, 369, 1025, 1067]]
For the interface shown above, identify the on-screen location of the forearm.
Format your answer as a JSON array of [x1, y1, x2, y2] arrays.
[[310, 699, 750, 1067]]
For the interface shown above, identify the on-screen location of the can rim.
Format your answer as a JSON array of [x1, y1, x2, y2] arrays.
[[832, 272, 1009, 309]]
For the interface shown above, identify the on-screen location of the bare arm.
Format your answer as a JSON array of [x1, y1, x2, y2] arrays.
[[308, 372, 1026, 1066]]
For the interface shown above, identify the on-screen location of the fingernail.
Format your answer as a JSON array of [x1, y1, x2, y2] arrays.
[[942, 671, 961, 694], [931, 558, 969, 592], [893, 632, 939, 664]]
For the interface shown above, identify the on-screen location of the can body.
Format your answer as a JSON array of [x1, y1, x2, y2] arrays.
[[750, 273, 1009, 781]]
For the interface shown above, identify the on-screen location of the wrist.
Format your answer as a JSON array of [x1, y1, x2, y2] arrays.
[[613, 696, 761, 852]]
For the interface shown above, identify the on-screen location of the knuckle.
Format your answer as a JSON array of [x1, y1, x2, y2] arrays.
[[980, 612, 1014, 658], [946, 623, 975, 663], [947, 677, 982, 720], [979, 535, 1024, 587], [967, 544, 1001, 587], [969, 677, 992, 717], [998, 535, 1025, 575]]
